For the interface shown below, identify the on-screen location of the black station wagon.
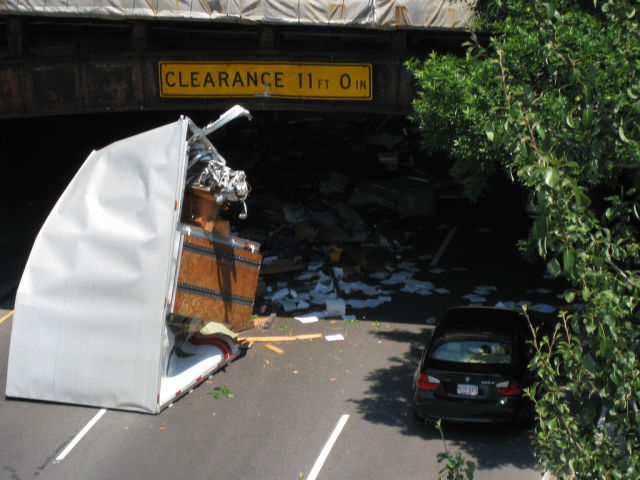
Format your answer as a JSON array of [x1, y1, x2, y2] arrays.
[[412, 307, 535, 425]]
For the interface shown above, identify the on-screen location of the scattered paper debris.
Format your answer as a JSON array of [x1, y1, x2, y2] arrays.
[[271, 288, 290, 301], [325, 334, 345, 342], [474, 285, 497, 296], [326, 298, 346, 316], [295, 315, 319, 324], [463, 293, 487, 303]]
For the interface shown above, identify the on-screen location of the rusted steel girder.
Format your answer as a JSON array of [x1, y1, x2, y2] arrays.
[[0, 17, 466, 119]]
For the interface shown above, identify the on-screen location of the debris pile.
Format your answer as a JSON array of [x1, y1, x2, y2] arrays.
[[213, 113, 560, 321]]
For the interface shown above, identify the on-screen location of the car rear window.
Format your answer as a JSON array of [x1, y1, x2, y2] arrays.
[[429, 333, 514, 365]]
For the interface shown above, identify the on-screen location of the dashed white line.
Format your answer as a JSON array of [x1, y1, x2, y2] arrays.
[[431, 226, 457, 266], [54, 408, 107, 463], [307, 414, 350, 480]]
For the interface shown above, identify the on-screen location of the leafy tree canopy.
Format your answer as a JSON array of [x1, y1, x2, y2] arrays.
[[407, 0, 640, 478]]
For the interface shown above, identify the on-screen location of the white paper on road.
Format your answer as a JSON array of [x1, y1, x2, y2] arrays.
[[381, 272, 413, 285], [296, 315, 320, 324], [332, 267, 345, 279], [297, 300, 310, 310], [463, 294, 487, 303], [400, 279, 434, 294], [296, 271, 317, 281], [311, 292, 337, 305], [396, 261, 420, 272], [369, 271, 389, 280], [346, 296, 392, 309], [474, 285, 497, 295], [281, 300, 299, 312], [271, 288, 290, 301], [325, 334, 345, 341], [338, 280, 384, 296]]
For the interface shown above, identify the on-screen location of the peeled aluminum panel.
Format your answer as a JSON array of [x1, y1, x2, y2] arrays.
[[6, 118, 189, 413]]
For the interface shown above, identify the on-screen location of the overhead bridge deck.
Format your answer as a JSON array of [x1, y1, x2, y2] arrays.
[[0, 1, 471, 119]]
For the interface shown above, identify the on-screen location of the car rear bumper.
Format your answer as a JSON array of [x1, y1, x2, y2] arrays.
[[413, 391, 521, 423]]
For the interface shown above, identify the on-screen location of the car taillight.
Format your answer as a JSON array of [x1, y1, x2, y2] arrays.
[[417, 374, 440, 390], [496, 380, 521, 395]]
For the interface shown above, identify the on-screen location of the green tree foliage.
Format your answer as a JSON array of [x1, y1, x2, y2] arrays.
[[407, 1, 640, 478]]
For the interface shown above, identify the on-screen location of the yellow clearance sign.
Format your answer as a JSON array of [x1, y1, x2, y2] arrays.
[[159, 62, 372, 100]]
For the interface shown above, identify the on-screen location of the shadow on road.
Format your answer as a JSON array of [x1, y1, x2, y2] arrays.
[[347, 327, 538, 471]]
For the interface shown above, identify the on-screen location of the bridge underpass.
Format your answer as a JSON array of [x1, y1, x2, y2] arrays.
[[0, 1, 472, 118], [0, 1, 477, 217], [0, 1, 530, 310], [0, 10, 548, 480]]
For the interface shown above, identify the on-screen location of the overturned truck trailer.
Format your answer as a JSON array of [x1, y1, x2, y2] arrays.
[[6, 106, 261, 413]]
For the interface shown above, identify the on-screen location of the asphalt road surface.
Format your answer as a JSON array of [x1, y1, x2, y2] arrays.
[[0, 191, 560, 480]]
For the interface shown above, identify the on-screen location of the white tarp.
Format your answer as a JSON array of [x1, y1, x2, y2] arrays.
[[6, 118, 189, 413], [0, 0, 472, 29]]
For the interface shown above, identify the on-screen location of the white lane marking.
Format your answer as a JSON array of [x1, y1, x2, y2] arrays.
[[431, 226, 457, 266], [307, 414, 350, 480], [54, 408, 107, 463], [0, 310, 14, 324]]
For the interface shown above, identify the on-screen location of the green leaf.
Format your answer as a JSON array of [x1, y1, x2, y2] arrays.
[[563, 249, 575, 273], [619, 124, 630, 143], [582, 108, 593, 129], [547, 259, 561, 276], [582, 354, 596, 374], [544, 168, 559, 188], [486, 126, 495, 142], [564, 290, 576, 303]]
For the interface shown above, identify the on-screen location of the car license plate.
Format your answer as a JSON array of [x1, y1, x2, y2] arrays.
[[457, 384, 478, 396]]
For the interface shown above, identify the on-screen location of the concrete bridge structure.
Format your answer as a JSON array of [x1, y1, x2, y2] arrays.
[[0, 1, 472, 119]]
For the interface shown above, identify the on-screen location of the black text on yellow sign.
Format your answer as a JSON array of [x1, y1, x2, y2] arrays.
[[159, 62, 372, 100]]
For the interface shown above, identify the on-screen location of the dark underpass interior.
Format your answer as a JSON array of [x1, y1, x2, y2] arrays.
[[0, 108, 553, 318]]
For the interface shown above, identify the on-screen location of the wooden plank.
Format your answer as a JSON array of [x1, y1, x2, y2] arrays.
[[263, 343, 285, 355], [237, 333, 323, 342], [174, 292, 254, 330]]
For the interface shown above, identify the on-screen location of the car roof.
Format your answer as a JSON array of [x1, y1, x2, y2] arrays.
[[437, 307, 529, 334]]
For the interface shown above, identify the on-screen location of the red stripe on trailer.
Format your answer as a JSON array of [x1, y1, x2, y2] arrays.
[[188, 335, 234, 359], [188, 336, 229, 357], [206, 338, 232, 359]]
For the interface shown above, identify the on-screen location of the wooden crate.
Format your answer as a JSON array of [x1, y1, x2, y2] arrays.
[[173, 235, 262, 331]]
